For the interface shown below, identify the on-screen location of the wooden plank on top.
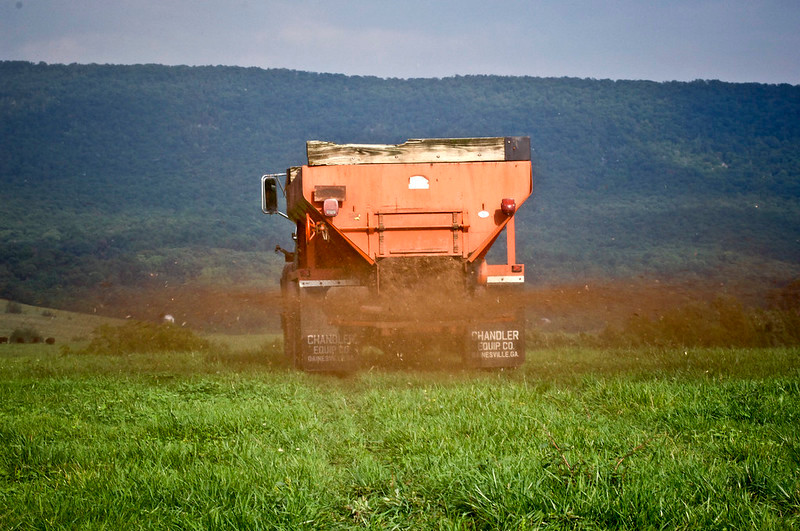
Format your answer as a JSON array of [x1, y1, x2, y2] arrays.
[[306, 137, 510, 166]]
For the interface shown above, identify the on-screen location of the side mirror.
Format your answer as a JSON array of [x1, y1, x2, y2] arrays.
[[262, 174, 280, 215]]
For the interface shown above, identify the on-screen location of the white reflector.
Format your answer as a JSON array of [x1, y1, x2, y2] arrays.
[[408, 175, 429, 189]]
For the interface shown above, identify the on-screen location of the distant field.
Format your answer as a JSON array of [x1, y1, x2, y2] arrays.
[[1, 343, 798, 528], [0, 298, 126, 342], [0, 298, 283, 351]]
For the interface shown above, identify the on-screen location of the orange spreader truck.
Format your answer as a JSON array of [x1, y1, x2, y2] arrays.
[[262, 137, 533, 370]]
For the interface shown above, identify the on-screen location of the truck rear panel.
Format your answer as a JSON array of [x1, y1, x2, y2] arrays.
[[266, 137, 533, 371]]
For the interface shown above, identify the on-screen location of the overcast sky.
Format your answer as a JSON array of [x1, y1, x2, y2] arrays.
[[2, 0, 799, 84]]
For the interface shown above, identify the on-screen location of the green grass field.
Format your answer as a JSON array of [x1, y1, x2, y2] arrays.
[[1, 342, 798, 529]]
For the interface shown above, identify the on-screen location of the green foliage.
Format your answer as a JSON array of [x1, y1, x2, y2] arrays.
[[9, 326, 41, 343], [0, 347, 798, 528], [69, 321, 211, 355], [4, 301, 22, 314], [1, 62, 799, 305]]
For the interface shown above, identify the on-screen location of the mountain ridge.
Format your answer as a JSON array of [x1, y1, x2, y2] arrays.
[[1, 61, 798, 308]]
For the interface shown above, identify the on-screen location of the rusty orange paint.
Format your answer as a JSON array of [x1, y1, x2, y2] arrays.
[[290, 161, 532, 263]]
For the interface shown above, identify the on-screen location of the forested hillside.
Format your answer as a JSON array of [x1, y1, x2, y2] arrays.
[[1, 61, 799, 310]]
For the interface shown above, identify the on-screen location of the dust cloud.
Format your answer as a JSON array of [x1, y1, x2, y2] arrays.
[[78, 270, 799, 369]]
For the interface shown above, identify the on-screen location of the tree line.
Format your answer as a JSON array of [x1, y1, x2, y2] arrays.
[[1, 61, 799, 306]]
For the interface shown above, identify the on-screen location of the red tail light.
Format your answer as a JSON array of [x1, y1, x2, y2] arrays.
[[501, 198, 516, 215], [323, 198, 339, 217]]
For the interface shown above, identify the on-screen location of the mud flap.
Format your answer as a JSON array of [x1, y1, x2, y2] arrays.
[[465, 310, 525, 368], [296, 289, 358, 372]]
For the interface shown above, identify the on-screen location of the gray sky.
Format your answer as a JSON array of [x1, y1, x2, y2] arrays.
[[2, 0, 799, 84]]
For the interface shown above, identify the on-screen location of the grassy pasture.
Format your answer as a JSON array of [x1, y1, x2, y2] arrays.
[[1, 298, 125, 343], [1, 342, 799, 529]]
